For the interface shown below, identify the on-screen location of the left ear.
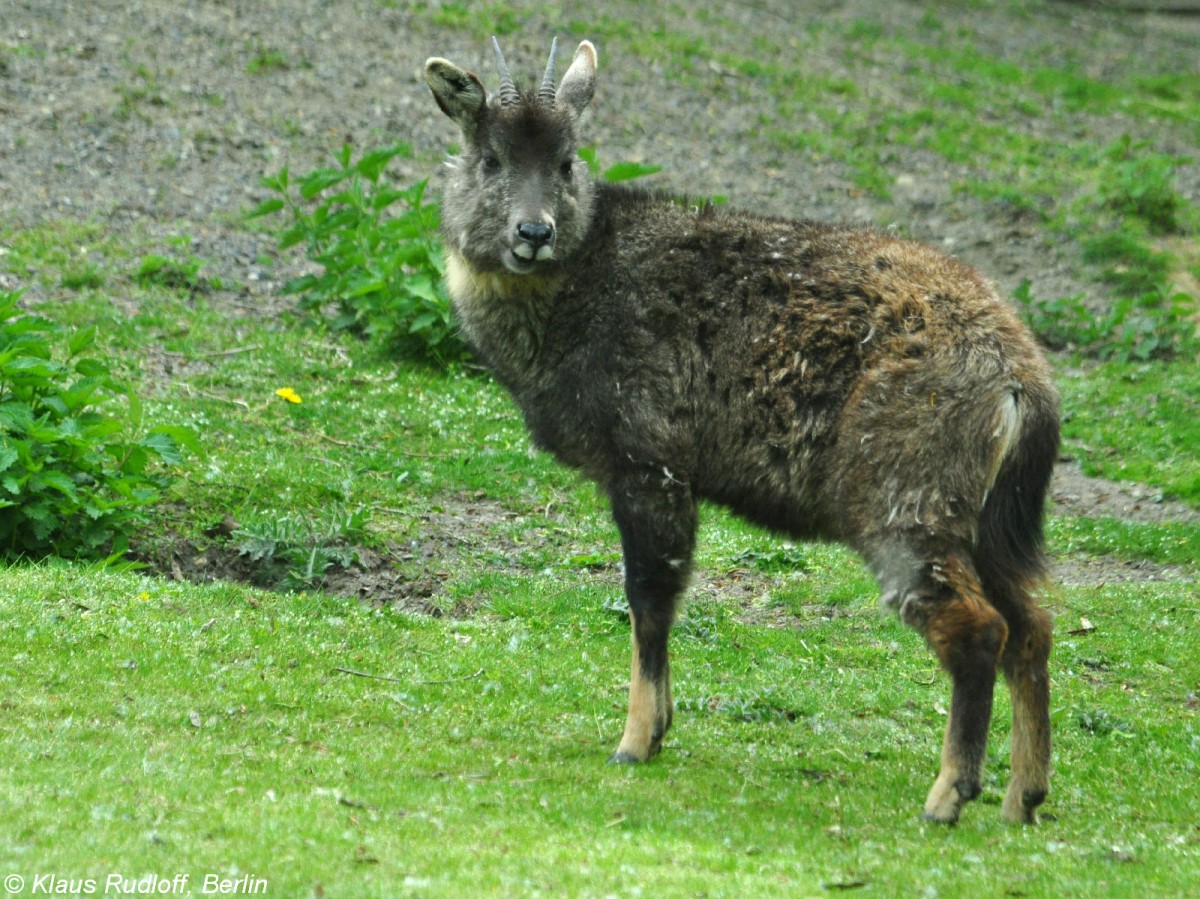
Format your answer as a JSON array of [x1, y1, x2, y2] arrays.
[[556, 41, 597, 118], [425, 57, 488, 138]]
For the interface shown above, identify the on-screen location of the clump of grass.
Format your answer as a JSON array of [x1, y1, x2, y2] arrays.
[[60, 265, 106, 291], [430, 2, 520, 37], [1076, 707, 1134, 738], [676, 689, 800, 722], [1099, 136, 1185, 236], [115, 63, 168, 121], [134, 236, 220, 293], [1081, 231, 1173, 297], [246, 42, 292, 75]]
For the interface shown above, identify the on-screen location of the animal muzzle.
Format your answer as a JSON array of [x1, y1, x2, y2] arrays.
[[512, 220, 556, 264]]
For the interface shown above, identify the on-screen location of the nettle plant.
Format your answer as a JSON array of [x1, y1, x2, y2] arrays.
[[252, 143, 463, 363], [0, 289, 196, 560]]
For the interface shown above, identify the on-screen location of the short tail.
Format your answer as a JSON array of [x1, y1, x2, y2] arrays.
[[975, 387, 1060, 611]]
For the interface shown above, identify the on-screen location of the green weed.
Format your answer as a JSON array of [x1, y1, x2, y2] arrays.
[[59, 264, 106, 291], [1099, 136, 1186, 236], [134, 249, 215, 293], [0, 289, 197, 559], [1081, 231, 1172, 297], [246, 42, 292, 75], [252, 143, 462, 364], [115, 62, 168, 121], [234, 506, 369, 591], [577, 146, 664, 183], [730, 543, 809, 574], [1014, 279, 1197, 361]]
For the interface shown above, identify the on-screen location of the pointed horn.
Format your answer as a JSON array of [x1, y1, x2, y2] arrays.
[[492, 36, 520, 108], [538, 36, 559, 105]]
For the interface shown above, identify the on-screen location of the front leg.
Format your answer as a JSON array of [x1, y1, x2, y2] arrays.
[[607, 469, 697, 763]]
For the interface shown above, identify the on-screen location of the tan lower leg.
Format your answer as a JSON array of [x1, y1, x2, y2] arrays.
[[1001, 608, 1052, 824], [612, 625, 671, 762], [924, 717, 967, 822]]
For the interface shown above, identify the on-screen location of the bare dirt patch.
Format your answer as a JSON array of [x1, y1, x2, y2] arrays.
[[1051, 460, 1200, 526]]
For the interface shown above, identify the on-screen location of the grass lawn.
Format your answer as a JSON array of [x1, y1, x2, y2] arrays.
[[1, 301, 1197, 894], [3, 561, 1198, 897]]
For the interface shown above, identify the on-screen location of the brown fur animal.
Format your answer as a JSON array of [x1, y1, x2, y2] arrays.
[[424, 38, 1059, 824]]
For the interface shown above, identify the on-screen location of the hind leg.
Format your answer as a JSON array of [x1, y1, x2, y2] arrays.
[[879, 552, 1009, 823], [999, 604, 1053, 823]]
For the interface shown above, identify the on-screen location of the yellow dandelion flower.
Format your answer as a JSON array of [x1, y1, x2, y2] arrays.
[[275, 387, 302, 404]]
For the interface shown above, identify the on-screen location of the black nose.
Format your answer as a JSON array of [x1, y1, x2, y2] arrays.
[[517, 221, 554, 248]]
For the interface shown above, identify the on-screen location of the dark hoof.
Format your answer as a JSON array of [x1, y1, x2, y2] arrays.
[[920, 812, 959, 826], [607, 751, 644, 765], [1022, 788, 1047, 810]]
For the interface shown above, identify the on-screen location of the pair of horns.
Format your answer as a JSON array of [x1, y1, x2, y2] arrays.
[[492, 36, 558, 108]]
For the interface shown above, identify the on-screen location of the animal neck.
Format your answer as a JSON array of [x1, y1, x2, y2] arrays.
[[443, 248, 565, 380]]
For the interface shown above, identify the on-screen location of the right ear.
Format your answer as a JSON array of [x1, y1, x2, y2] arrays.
[[556, 41, 596, 118], [424, 58, 488, 137]]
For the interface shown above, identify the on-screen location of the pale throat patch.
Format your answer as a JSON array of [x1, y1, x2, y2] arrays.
[[444, 248, 562, 305]]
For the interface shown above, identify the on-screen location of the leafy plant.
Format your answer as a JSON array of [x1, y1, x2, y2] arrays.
[[730, 543, 809, 574], [578, 145, 727, 205], [0, 289, 197, 559], [1014, 279, 1196, 361], [676, 689, 800, 722], [253, 142, 673, 366], [251, 143, 461, 364], [578, 146, 664, 183], [1076, 707, 1134, 738], [234, 505, 368, 591]]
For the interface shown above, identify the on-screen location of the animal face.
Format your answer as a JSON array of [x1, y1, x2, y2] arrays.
[[425, 40, 598, 276]]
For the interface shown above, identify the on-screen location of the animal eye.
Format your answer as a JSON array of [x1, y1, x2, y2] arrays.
[[559, 158, 574, 178], [481, 153, 502, 175]]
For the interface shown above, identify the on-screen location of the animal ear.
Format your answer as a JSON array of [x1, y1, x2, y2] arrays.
[[424, 58, 488, 136], [556, 40, 596, 118]]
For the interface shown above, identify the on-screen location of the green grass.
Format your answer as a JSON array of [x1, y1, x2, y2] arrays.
[[0, 274, 1196, 893], [1060, 360, 1200, 503], [2, 564, 1197, 896]]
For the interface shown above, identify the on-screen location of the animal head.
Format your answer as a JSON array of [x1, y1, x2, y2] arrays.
[[424, 38, 598, 276]]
